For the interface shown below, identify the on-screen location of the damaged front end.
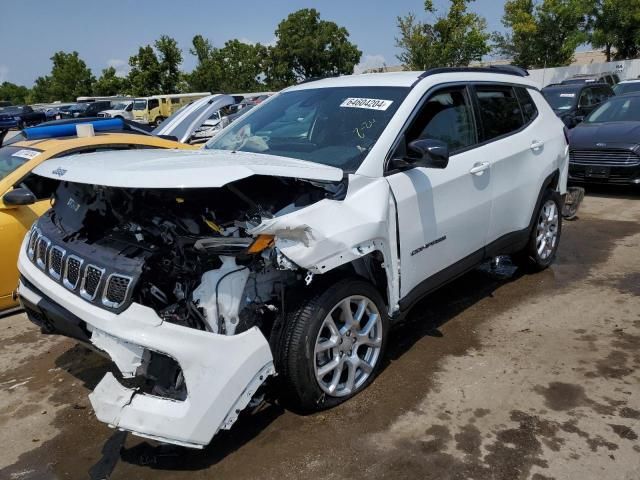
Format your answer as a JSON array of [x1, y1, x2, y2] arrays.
[[18, 173, 347, 448]]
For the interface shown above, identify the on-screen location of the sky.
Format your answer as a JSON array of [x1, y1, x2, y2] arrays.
[[0, 0, 507, 87]]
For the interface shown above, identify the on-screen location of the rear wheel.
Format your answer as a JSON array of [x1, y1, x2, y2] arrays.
[[514, 189, 562, 271], [277, 278, 388, 411]]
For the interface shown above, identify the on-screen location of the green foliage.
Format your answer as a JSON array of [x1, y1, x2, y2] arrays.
[[591, 0, 640, 61], [0, 82, 30, 105], [30, 51, 95, 102], [155, 35, 183, 93], [494, 0, 591, 68], [216, 40, 268, 92], [128, 36, 183, 95], [396, 0, 491, 70], [128, 45, 162, 96], [266, 8, 361, 87], [186, 35, 222, 92], [93, 67, 130, 96]]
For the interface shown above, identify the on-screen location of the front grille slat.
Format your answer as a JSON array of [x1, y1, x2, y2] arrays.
[[570, 149, 640, 166], [80, 265, 105, 301], [63, 255, 83, 290], [48, 246, 65, 280], [103, 274, 133, 308], [35, 236, 51, 270]]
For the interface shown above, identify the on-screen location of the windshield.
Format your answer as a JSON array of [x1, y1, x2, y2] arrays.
[[1, 106, 23, 115], [585, 96, 640, 123], [69, 103, 89, 112], [111, 102, 128, 110], [543, 90, 578, 111], [133, 100, 147, 111], [613, 82, 640, 96], [0, 146, 40, 180], [205, 86, 409, 171]]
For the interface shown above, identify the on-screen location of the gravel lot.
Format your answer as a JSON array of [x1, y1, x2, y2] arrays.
[[1, 188, 639, 480]]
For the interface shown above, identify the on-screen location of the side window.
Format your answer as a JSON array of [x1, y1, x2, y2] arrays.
[[600, 87, 613, 101], [404, 86, 477, 154], [579, 89, 594, 107], [18, 173, 58, 201], [475, 85, 524, 141], [148, 99, 159, 110], [515, 87, 538, 124], [126, 104, 133, 111]]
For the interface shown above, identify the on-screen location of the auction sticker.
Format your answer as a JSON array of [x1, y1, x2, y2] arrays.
[[12, 149, 40, 160], [340, 98, 393, 111]]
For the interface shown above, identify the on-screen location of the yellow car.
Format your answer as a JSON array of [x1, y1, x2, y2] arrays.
[[0, 125, 197, 312]]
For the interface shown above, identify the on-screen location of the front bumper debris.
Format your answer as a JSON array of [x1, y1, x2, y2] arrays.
[[18, 243, 275, 448]]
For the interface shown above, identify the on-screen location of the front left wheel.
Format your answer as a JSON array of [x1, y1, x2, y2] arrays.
[[277, 278, 388, 412]]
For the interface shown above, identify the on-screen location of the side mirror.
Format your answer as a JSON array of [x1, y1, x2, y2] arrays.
[[574, 115, 585, 124], [406, 138, 449, 169], [3, 187, 36, 206]]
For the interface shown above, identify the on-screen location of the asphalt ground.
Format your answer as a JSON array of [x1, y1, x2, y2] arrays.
[[1, 187, 639, 480]]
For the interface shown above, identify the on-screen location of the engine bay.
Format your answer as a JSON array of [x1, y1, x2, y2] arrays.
[[43, 175, 347, 336]]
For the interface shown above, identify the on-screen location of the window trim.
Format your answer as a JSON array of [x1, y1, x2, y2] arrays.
[[384, 81, 540, 175]]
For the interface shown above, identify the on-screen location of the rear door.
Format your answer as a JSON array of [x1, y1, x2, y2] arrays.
[[386, 85, 492, 299], [478, 85, 559, 242]]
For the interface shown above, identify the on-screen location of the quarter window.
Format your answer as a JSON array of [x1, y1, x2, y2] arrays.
[[404, 86, 477, 154], [476, 86, 524, 141], [515, 87, 538, 124]]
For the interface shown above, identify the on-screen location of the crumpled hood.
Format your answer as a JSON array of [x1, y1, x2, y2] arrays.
[[33, 148, 344, 188]]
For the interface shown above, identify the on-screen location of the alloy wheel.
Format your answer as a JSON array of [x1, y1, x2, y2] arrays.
[[313, 295, 383, 397], [536, 199, 559, 260]]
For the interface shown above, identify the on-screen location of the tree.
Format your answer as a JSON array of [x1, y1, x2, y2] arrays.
[[128, 36, 183, 95], [591, 0, 640, 61], [266, 8, 361, 87], [28, 51, 95, 102], [128, 45, 162, 96], [155, 35, 183, 93], [396, 0, 490, 70], [93, 67, 130, 96], [217, 40, 268, 92], [0, 82, 30, 105], [186, 34, 223, 92], [493, 0, 591, 68]]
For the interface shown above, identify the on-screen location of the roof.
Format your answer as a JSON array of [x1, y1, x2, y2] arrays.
[[617, 79, 640, 84], [287, 68, 537, 91], [542, 82, 609, 92]]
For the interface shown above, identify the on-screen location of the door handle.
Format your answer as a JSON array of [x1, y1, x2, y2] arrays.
[[531, 140, 545, 151], [469, 161, 490, 175]]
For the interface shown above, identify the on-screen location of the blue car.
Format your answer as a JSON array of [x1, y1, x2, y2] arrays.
[[0, 105, 47, 129]]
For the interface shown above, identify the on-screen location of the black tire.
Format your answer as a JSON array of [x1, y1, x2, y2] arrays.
[[514, 189, 563, 272], [276, 278, 389, 412]]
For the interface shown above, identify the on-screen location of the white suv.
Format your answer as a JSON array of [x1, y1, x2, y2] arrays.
[[18, 67, 568, 449]]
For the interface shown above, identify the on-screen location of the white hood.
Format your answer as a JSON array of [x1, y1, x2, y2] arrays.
[[33, 148, 344, 188]]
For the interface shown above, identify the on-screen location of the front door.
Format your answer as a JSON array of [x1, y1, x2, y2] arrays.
[[385, 85, 492, 300]]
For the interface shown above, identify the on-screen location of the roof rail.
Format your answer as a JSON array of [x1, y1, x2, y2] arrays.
[[419, 65, 529, 78]]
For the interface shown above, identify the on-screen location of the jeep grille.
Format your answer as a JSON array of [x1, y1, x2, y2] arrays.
[[26, 227, 136, 311]]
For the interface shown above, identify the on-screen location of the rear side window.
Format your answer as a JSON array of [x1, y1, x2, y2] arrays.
[[515, 87, 538, 124], [475, 86, 524, 141]]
